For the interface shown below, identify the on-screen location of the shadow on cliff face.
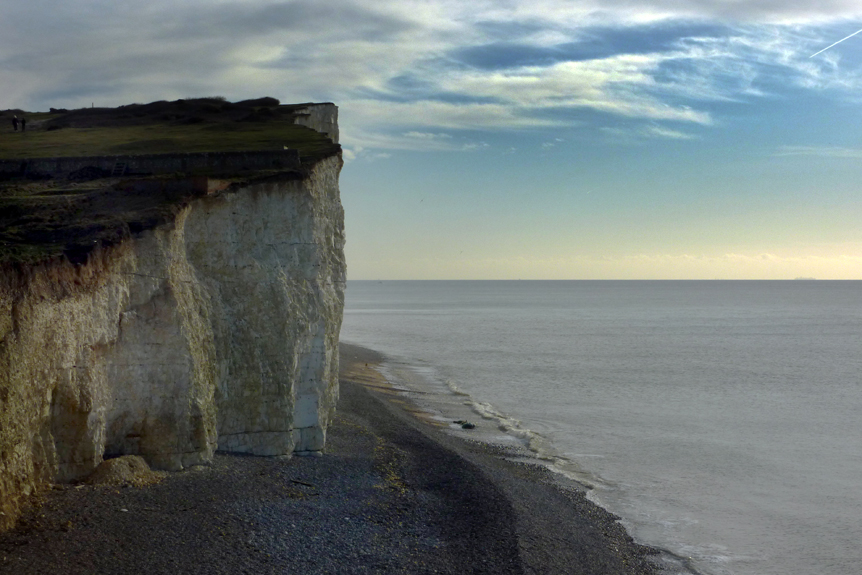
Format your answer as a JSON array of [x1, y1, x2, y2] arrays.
[[0, 178, 205, 264]]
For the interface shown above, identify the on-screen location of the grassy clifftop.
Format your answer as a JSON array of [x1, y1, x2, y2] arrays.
[[0, 97, 337, 163], [0, 98, 340, 265]]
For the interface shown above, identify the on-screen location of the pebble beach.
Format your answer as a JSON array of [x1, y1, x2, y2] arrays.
[[0, 343, 659, 574]]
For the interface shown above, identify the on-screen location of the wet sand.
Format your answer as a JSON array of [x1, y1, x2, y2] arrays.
[[0, 343, 659, 574]]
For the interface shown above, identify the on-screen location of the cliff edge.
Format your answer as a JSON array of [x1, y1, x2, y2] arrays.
[[0, 99, 345, 531]]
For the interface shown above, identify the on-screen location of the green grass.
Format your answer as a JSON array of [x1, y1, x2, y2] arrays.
[[0, 121, 336, 163]]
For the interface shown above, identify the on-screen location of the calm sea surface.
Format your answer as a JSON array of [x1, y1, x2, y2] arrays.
[[340, 281, 862, 575]]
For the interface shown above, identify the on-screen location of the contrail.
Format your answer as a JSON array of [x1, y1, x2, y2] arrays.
[[810, 27, 862, 58]]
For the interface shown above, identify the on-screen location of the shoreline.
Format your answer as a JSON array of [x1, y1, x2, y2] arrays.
[[342, 343, 697, 575], [339, 343, 668, 574], [0, 342, 662, 574]]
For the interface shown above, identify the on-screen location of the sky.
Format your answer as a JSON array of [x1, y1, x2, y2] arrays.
[[2, 1, 862, 279]]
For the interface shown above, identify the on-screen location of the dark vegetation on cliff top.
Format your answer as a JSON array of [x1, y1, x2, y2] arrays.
[[0, 97, 336, 159], [0, 98, 340, 266]]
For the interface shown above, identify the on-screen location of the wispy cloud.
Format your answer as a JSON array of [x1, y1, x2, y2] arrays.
[[461, 142, 490, 151], [775, 145, 862, 158], [404, 131, 453, 140], [3, 1, 862, 153], [642, 125, 697, 139], [601, 123, 697, 143], [438, 56, 715, 123]]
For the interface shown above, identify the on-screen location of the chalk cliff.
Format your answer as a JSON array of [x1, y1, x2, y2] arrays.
[[0, 102, 344, 530]]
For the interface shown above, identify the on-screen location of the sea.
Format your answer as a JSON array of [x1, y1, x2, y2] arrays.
[[340, 280, 862, 575]]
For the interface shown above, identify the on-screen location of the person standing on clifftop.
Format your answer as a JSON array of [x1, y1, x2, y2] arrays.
[[20, 117, 25, 132], [11, 115, 18, 131]]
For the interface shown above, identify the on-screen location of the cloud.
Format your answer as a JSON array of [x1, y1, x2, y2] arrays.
[[437, 57, 715, 123], [775, 145, 862, 158], [461, 142, 489, 151], [341, 145, 392, 162], [472, 1, 862, 25], [3, 1, 862, 152], [339, 99, 561, 142], [643, 125, 697, 139], [403, 131, 453, 140], [541, 137, 567, 149], [342, 147, 358, 162], [601, 123, 697, 142]]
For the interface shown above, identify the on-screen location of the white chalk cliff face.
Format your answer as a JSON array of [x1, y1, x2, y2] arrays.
[[0, 154, 345, 530]]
